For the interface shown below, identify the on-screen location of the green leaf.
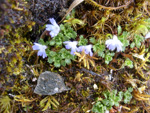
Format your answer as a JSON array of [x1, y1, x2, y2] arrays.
[[117, 25, 122, 35], [124, 58, 133, 68], [98, 51, 105, 58], [123, 90, 132, 104], [105, 54, 113, 64], [48, 57, 54, 63], [61, 60, 66, 66], [66, 32, 73, 38], [59, 48, 66, 53], [134, 34, 144, 48], [72, 32, 77, 39], [49, 40, 55, 46], [118, 91, 123, 101], [49, 51, 57, 57], [65, 59, 71, 64], [128, 87, 133, 92], [114, 101, 119, 107], [56, 41, 62, 46], [108, 99, 114, 107], [99, 45, 105, 51], [78, 35, 88, 46], [109, 52, 115, 56], [93, 43, 105, 52], [130, 42, 135, 48], [90, 37, 97, 44], [103, 91, 109, 99], [118, 32, 129, 51], [54, 62, 61, 67], [102, 99, 109, 106], [93, 43, 99, 52], [92, 101, 105, 113], [106, 34, 113, 38], [136, 25, 148, 35], [60, 24, 65, 31], [38, 38, 45, 45]]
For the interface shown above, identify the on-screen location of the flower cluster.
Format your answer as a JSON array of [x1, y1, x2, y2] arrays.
[[63, 35, 123, 57], [32, 18, 124, 60], [63, 41, 93, 56]]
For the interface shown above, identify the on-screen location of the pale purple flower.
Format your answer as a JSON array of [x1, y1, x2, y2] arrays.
[[105, 110, 109, 113], [46, 18, 60, 37], [63, 41, 79, 55], [78, 45, 93, 56], [32, 43, 47, 58], [105, 35, 123, 52], [145, 32, 150, 39]]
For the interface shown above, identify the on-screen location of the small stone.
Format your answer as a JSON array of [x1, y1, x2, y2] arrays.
[[34, 71, 70, 95]]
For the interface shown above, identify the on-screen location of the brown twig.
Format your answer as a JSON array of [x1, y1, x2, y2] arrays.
[[85, 0, 132, 10]]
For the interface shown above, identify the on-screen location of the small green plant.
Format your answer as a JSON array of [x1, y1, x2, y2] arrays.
[[38, 23, 77, 67], [91, 37, 115, 64], [133, 34, 144, 48], [47, 48, 75, 67], [49, 23, 77, 47], [36, 18, 150, 67], [78, 35, 88, 46], [92, 87, 133, 113], [118, 31, 129, 51], [124, 58, 133, 68], [92, 40, 105, 58], [104, 51, 115, 64], [123, 87, 133, 104]]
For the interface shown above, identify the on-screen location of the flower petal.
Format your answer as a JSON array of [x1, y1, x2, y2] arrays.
[[49, 18, 57, 26], [42, 51, 47, 58], [145, 32, 150, 39], [46, 24, 55, 31], [32, 43, 47, 58], [32, 43, 41, 50], [78, 45, 93, 56]]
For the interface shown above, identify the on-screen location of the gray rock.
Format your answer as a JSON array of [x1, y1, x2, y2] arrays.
[[34, 71, 70, 95]]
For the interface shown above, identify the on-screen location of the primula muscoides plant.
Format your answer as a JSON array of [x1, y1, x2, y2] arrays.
[[32, 18, 125, 67], [32, 17, 150, 67], [92, 87, 133, 113], [32, 18, 95, 67]]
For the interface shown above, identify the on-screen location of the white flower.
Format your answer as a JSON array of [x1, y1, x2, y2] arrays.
[[93, 84, 98, 90], [145, 32, 150, 39], [32, 43, 47, 58], [78, 45, 93, 56], [118, 106, 122, 112], [105, 35, 123, 52], [105, 110, 109, 113], [63, 41, 79, 55], [46, 18, 60, 37]]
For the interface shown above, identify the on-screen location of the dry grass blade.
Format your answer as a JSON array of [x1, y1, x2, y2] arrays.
[[133, 90, 150, 101], [85, 0, 132, 10], [60, 0, 84, 22]]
